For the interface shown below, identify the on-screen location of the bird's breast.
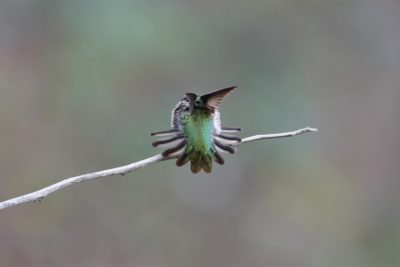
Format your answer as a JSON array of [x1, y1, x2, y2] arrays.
[[182, 112, 214, 152]]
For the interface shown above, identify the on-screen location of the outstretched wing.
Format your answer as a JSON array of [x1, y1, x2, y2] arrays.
[[200, 86, 236, 111]]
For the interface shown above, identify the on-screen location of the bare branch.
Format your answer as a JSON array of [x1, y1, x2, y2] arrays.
[[0, 127, 317, 210], [241, 127, 318, 144]]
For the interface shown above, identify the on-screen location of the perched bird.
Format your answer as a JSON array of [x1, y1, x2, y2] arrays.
[[151, 86, 241, 173]]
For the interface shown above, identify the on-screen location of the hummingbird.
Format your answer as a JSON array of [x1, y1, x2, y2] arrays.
[[150, 86, 242, 173]]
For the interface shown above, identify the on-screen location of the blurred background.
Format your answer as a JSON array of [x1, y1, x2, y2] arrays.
[[1, 0, 399, 266]]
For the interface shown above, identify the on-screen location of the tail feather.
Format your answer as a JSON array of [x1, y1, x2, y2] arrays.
[[216, 133, 241, 142], [190, 152, 203, 173], [150, 129, 181, 137], [212, 150, 225, 165], [186, 151, 213, 173], [221, 127, 241, 133], [152, 134, 184, 148], [161, 140, 186, 157], [214, 139, 235, 154], [213, 135, 241, 146], [176, 152, 189, 167], [202, 154, 212, 173]]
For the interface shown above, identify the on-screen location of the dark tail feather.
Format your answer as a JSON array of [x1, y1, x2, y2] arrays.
[[216, 133, 241, 142], [221, 127, 241, 133], [161, 140, 186, 157], [150, 129, 181, 136], [190, 152, 202, 173], [214, 139, 235, 154], [176, 152, 189, 167], [152, 134, 184, 147], [188, 152, 213, 173], [212, 150, 225, 165], [202, 154, 212, 173]]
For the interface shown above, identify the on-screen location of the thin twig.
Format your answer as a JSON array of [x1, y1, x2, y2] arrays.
[[241, 127, 318, 143], [0, 127, 317, 210]]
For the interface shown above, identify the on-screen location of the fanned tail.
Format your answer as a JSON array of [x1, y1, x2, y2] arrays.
[[151, 126, 242, 173], [188, 151, 212, 173]]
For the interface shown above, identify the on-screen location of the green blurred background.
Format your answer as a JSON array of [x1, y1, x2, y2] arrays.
[[1, 1, 399, 266]]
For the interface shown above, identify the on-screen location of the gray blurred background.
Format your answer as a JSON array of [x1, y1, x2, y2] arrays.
[[1, 1, 399, 266]]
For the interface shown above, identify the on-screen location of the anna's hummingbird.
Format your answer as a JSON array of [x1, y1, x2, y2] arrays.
[[151, 86, 241, 173]]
